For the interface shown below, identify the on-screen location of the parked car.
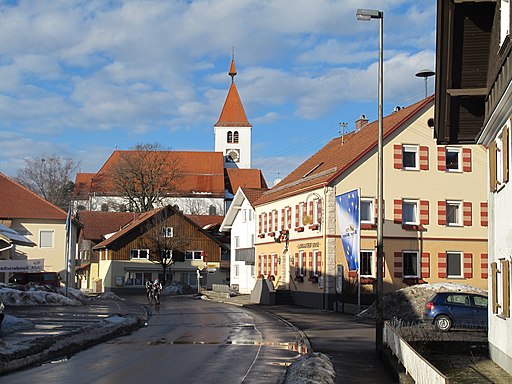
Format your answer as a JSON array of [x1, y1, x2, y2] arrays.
[[8, 272, 61, 288], [423, 292, 488, 331]]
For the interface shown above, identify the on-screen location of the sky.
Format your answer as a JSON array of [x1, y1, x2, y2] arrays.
[[0, 0, 436, 185]]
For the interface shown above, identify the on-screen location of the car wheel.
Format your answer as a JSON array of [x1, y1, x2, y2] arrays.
[[434, 315, 452, 331]]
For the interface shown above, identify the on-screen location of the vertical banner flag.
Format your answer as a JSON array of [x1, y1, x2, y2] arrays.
[[336, 189, 360, 271]]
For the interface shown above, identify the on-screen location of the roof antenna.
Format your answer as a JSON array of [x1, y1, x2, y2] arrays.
[[339, 122, 348, 145]]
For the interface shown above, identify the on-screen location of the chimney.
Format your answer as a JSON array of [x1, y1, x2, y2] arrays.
[[355, 114, 368, 130]]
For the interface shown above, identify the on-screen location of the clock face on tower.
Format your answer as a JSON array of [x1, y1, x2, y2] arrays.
[[227, 149, 240, 163]]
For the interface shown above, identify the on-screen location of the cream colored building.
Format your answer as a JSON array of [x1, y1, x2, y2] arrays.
[[255, 97, 488, 309]]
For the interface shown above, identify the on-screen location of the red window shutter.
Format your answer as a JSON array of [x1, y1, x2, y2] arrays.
[[393, 144, 402, 169], [317, 200, 323, 223], [303, 203, 307, 222], [437, 146, 446, 171], [420, 200, 429, 225], [295, 205, 299, 227], [463, 202, 472, 226], [274, 257, 278, 277], [274, 210, 278, 231], [287, 208, 292, 229], [263, 213, 268, 232], [268, 212, 272, 232], [308, 252, 313, 276], [480, 253, 488, 279], [462, 148, 472, 172], [281, 209, 285, 229], [419, 146, 429, 170], [317, 252, 322, 277], [438, 252, 447, 278], [302, 253, 307, 276], [393, 199, 402, 224], [463, 253, 473, 278], [394, 252, 402, 278], [421, 252, 430, 278], [295, 253, 299, 277], [258, 255, 262, 276], [258, 214, 262, 234], [480, 202, 488, 227], [438, 201, 446, 225]]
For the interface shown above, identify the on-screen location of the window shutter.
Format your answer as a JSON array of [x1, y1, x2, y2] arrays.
[[303, 203, 307, 224], [258, 255, 262, 277], [480, 253, 488, 279], [438, 252, 447, 278], [308, 252, 313, 277], [463, 253, 473, 278], [268, 212, 272, 232], [295, 205, 299, 227], [503, 260, 510, 317], [302, 254, 307, 276], [421, 252, 430, 278], [274, 257, 278, 277], [393, 199, 402, 224], [263, 213, 268, 232], [504, 126, 509, 182], [463, 202, 472, 226], [438, 201, 446, 225], [490, 141, 498, 192], [274, 210, 278, 231], [309, 201, 314, 216], [287, 208, 292, 229], [281, 209, 285, 229], [394, 252, 402, 278], [393, 144, 402, 169], [258, 214, 262, 234], [317, 252, 322, 277], [295, 253, 299, 278], [491, 262, 498, 314], [462, 148, 472, 172], [480, 202, 488, 227], [419, 146, 429, 170], [437, 146, 446, 171], [317, 200, 323, 223], [420, 200, 429, 225]]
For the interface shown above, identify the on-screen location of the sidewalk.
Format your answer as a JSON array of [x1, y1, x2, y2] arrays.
[[204, 293, 397, 384]]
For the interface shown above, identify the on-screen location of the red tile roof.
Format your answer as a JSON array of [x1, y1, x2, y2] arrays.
[[256, 96, 434, 205], [74, 151, 226, 197], [77, 210, 142, 241], [0, 172, 67, 220], [242, 188, 268, 206], [186, 214, 225, 229], [226, 168, 268, 194]]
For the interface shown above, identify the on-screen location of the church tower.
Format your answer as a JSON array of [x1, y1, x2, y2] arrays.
[[214, 55, 252, 169]]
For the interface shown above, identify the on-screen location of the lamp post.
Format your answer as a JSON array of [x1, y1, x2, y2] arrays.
[[356, 8, 384, 355], [415, 69, 435, 98]]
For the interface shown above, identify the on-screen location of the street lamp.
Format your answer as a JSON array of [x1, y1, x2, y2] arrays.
[[415, 69, 435, 98], [356, 8, 384, 355]]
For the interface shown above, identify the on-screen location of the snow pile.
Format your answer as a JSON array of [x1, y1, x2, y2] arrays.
[[283, 353, 335, 384], [97, 292, 125, 300], [162, 281, 195, 295], [1, 314, 34, 335], [0, 286, 82, 306], [357, 283, 487, 321]]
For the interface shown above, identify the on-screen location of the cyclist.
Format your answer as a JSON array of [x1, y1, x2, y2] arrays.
[[145, 279, 153, 304], [153, 278, 162, 306]]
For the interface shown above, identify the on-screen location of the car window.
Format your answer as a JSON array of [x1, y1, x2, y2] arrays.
[[473, 295, 488, 307], [446, 294, 470, 306]]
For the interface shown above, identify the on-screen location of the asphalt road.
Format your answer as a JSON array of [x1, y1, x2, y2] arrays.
[[2, 296, 302, 384]]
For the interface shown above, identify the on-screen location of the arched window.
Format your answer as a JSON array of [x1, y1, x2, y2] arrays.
[[233, 131, 239, 143], [209, 205, 217, 215], [227, 131, 233, 143], [101, 203, 109, 212]]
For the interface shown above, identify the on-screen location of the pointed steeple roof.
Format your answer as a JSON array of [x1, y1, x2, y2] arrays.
[[215, 57, 251, 127]]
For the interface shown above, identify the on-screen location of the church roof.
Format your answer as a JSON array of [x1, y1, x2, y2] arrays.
[[215, 58, 251, 127]]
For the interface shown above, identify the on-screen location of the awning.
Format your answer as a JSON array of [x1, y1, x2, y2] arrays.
[[75, 263, 91, 272], [0, 223, 35, 247]]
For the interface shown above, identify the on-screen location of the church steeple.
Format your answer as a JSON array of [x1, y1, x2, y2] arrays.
[[214, 54, 252, 169]]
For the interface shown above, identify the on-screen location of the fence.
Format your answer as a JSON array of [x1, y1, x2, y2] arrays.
[[212, 284, 230, 293], [384, 321, 448, 384]]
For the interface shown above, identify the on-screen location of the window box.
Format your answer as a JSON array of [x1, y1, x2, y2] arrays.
[[295, 226, 304, 232], [268, 231, 275, 237], [360, 277, 376, 285], [258, 234, 265, 239], [308, 224, 320, 230], [401, 224, 425, 231], [361, 223, 377, 230]]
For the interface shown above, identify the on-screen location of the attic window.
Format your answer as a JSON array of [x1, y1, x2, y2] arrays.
[[303, 162, 323, 178]]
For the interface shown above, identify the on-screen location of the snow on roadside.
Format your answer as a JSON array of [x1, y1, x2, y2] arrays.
[[357, 282, 487, 321], [0, 285, 83, 306], [283, 353, 335, 384]]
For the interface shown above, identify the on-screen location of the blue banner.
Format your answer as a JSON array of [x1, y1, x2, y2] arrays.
[[336, 189, 360, 271]]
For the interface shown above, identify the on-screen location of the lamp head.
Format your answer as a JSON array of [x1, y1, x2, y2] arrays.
[[356, 9, 383, 20]]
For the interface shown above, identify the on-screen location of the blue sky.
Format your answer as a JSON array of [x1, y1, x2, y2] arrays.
[[0, 0, 436, 184]]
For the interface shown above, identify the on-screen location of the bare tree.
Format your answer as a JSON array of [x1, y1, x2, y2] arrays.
[[16, 154, 79, 211], [138, 208, 189, 285], [109, 143, 183, 212]]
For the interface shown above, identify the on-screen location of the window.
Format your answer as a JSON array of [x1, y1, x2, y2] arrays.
[[125, 271, 151, 286], [446, 147, 461, 172], [446, 252, 463, 277], [242, 209, 247, 223], [185, 250, 202, 260], [250, 234, 255, 247], [312, 199, 320, 224], [474, 295, 488, 308], [161, 250, 173, 260], [130, 249, 149, 259], [227, 131, 233, 143], [446, 201, 462, 226], [163, 227, 174, 237], [101, 203, 109, 212], [403, 251, 419, 277], [446, 294, 470, 306], [360, 199, 374, 223], [312, 251, 319, 276], [271, 254, 277, 276], [234, 264, 240, 278], [402, 200, 418, 225], [209, 205, 217, 215], [402, 145, 418, 170], [284, 207, 291, 229], [234, 236, 240, 248], [298, 252, 305, 276], [298, 203, 304, 226], [233, 131, 239, 143], [250, 265, 255, 278], [360, 250, 374, 276], [39, 230, 54, 248]]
